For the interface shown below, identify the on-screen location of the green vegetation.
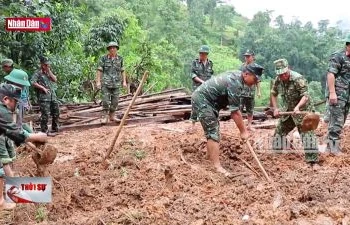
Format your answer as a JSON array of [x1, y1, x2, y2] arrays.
[[35, 204, 47, 222], [0, 0, 348, 106]]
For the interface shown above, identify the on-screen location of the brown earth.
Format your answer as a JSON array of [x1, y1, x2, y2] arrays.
[[1, 120, 350, 225]]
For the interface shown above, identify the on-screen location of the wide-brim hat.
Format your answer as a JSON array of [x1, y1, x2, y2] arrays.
[[4, 69, 31, 87]]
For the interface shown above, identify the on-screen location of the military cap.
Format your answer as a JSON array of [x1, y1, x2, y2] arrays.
[[0, 83, 22, 101], [1, 59, 14, 67], [4, 69, 30, 87], [199, 45, 210, 54], [40, 56, 51, 65], [245, 63, 264, 81], [274, 58, 289, 75], [243, 49, 255, 56], [107, 41, 119, 50]]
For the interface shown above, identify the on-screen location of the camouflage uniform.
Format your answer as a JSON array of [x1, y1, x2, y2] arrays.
[[239, 63, 257, 116], [0, 84, 30, 177], [1, 69, 32, 166], [191, 63, 264, 142], [323, 81, 330, 123], [4, 69, 31, 127], [31, 69, 60, 133], [97, 53, 125, 114], [190, 45, 214, 122], [325, 48, 350, 152], [271, 59, 318, 163]]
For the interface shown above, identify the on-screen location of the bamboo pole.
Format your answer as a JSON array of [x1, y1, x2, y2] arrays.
[[103, 71, 149, 161], [245, 141, 271, 182]]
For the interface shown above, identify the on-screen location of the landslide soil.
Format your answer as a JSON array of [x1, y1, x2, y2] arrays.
[[1, 120, 350, 225]]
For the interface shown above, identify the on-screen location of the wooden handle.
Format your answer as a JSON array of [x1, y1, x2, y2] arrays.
[[25, 142, 42, 153], [278, 111, 309, 116], [245, 141, 271, 182], [104, 71, 149, 161]]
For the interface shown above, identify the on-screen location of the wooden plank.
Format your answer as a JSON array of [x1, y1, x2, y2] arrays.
[[138, 88, 186, 99], [150, 108, 192, 114], [68, 93, 187, 117], [58, 115, 179, 132], [74, 117, 100, 125]]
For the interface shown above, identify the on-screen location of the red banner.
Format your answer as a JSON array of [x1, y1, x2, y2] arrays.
[[5, 17, 51, 32]]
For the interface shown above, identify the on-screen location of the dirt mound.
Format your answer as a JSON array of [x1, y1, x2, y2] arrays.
[[2, 121, 350, 224]]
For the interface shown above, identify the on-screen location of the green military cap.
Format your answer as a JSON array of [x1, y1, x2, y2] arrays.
[[199, 45, 210, 54], [245, 63, 264, 81], [4, 69, 31, 87], [1, 59, 14, 67], [243, 49, 255, 56], [0, 83, 22, 101], [274, 58, 289, 75], [107, 41, 119, 50], [40, 56, 51, 65]]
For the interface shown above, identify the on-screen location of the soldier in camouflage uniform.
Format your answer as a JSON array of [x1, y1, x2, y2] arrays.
[[0, 83, 47, 210], [189, 45, 214, 132], [0, 69, 32, 179], [1, 59, 14, 75], [2, 59, 31, 115], [31, 57, 59, 136], [239, 50, 261, 131], [96, 41, 127, 123], [325, 34, 350, 154], [271, 59, 318, 164], [191, 63, 264, 176]]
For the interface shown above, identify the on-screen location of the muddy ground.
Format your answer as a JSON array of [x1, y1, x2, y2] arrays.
[[1, 119, 350, 225]]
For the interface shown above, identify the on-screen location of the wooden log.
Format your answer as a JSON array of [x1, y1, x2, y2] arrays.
[[150, 108, 192, 115], [74, 117, 99, 125], [138, 88, 186, 99], [68, 92, 187, 117], [59, 115, 178, 132]]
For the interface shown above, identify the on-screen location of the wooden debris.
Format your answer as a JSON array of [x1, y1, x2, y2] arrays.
[[25, 88, 268, 132]]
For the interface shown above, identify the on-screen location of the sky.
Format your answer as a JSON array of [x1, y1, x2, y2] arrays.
[[225, 0, 350, 29]]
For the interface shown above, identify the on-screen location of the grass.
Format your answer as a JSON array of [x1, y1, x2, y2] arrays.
[[35, 204, 47, 223], [134, 149, 147, 160]]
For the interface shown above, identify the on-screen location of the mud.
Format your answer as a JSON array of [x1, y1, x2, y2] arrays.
[[1, 120, 350, 224]]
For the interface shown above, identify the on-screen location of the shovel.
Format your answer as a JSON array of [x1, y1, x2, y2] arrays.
[[26, 142, 57, 165], [277, 111, 320, 132]]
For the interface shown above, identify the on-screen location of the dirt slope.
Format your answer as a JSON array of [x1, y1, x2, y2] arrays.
[[1, 120, 350, 225]]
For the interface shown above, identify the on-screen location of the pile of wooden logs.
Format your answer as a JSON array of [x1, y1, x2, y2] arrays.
[[24, 88, 269, 132], [24, 88, 192, 132]]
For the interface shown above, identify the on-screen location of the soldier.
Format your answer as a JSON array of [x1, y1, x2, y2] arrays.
[[239, 50, 261, 131], [1, 58, 31, 117], [0, 69, 32, 181], [0, 83, 47, 210], [1, 59, 14, 74], [325, 34, 350, 154], [31, 57, 60, 136], [189, 45, 214, 132], [191, 63, 264, 176], [4, 69, 31, 125], [271, 59, 318, 164], [96, 41, 127, 123]]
